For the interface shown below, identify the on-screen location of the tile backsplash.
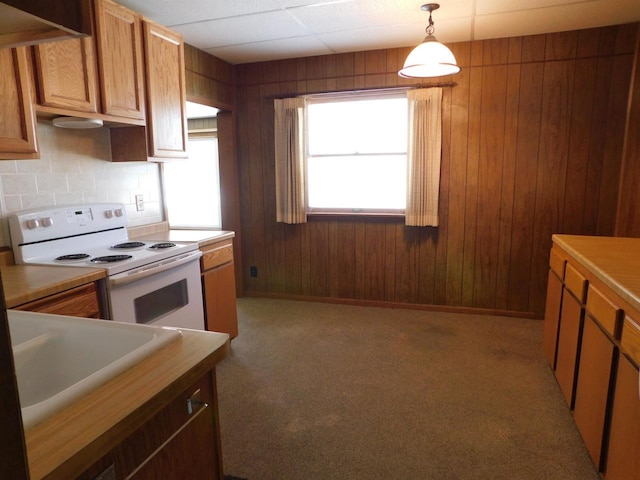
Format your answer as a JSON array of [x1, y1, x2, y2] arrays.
[[0, 121, 163, 248]]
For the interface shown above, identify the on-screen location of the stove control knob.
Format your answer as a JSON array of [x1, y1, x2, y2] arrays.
[[114, 208, 123, 217], [105, 210, 113, 219], [26, 219, 40, 229], [40, 217, 53, 227]]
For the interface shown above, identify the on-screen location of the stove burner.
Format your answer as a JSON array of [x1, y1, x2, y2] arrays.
[[56, 253, 91, 261], [90, 254, 133, 263], [112, 241, 146, 249], [149, 242, 177, 249]]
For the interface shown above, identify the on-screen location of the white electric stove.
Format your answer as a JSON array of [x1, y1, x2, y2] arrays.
[[8, 203, 205, 330]]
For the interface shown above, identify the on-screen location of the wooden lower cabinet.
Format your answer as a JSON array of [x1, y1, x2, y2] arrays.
[[604, 354, 640, 480], [543, 236, 640, 479], [200, 240, 238, 339], [554, 291, 583, 407], [14, 283, 102, 318], [543, 270, 563, 368], [79, 372, 223, 480], [573, 315, 616, 469]]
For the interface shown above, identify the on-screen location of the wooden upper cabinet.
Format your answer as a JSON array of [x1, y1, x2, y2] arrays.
[[142, 20, 188, 158], [0, 47, 38, 160], [93, 0, 145, 121], [33, 37, 99, 113]]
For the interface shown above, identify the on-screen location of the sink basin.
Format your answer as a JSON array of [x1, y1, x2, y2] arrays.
[[8, 310, 182, 429]]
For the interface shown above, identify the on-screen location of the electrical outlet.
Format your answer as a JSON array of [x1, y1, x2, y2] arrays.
[[250, 266, 258, 277], [135, 194, 144, 211]]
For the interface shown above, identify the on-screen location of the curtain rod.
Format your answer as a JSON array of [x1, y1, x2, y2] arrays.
[[268, 82, 457, 100]]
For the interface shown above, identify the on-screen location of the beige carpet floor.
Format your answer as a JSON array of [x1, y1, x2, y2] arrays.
[[216, 298, 600, 480]]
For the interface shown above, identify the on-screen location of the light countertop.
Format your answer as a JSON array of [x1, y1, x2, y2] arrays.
[[552, 234, 640, 314], [1, 264, 106, 308], [131, 229, 235, 248]]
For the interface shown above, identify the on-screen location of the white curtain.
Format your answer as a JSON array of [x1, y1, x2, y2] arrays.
[[274, 97, 306, 224], [405, 88, 443, 227]]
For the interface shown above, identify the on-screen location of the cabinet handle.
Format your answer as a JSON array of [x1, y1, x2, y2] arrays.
[[186, 388, 208, 415]]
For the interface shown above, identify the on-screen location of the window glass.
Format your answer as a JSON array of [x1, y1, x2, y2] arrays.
[[306, 93, 408, 213], [162, 136, 222, 228]]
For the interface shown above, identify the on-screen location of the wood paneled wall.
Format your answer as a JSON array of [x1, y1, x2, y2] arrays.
[[184, 43, 234, 110], [616, 26, 640, 236], [236, 24, 638, 316]]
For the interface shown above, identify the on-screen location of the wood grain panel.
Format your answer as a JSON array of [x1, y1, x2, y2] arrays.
[[0, 47, 38, 158], [34, 37, 98, 113], [15, 283, 101, 318], [445, 66, 470, 306], [616, 25, 640, 236], [363, 221, 386, 301], [474, 64, 508, 309], [461, 66, 482, 307], [605, 353, 640, 480], [573, 315, 615, 469], [94, 0, 145, 120], [236, 24, 635, 316], [495, 64, 520, 310], [143, 21, 188, 158], [507, 61, 543, 312]]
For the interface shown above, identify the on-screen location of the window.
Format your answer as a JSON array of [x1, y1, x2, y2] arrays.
[[305, 92, 408, 214], [162, 135, 222, 228], [275, 88, 442, 226]]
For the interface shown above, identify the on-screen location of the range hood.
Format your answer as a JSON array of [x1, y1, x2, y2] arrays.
[[0, 0, 91, 49]]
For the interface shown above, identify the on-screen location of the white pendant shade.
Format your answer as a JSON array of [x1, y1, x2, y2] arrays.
[[399, 37, 460, 78]]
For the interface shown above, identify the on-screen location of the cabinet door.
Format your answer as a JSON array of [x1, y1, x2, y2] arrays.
[[0, 47, 38, 159], [573, 315, 615, 470], [203, 262, 238, 339], [605, 354, 640, 480], [94, 0, 145, 120], [33, 37, 99, 113], [129, 404, 219, 479], [543, 270, 563, 368], [555, 291, 583, 407], [142, 21, 188, 158], [112, 373, 222, 480]]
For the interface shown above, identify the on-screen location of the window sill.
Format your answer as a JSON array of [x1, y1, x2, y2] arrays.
[[307, 211, 405, 221]]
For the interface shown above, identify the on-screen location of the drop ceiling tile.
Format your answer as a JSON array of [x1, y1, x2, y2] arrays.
[[475, 0, 590, 16], [474, 1, 640, 39], [318, 17, 473, 53], [171, 10, 312, 49], [118, 0, 281, 27], [206, 36, 334, 64], [288, 0, 472, 34]]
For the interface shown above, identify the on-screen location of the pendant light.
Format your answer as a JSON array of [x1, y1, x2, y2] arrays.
[[399, 3, 460, 78]]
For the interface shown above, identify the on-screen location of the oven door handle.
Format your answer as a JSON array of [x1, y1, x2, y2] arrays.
[[109, 250, 202, 287]]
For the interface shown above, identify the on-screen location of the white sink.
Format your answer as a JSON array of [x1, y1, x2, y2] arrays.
[[8, 310, 182, 429]]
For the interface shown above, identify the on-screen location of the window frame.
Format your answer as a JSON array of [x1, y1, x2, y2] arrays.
[[304, 90, 409, 217]]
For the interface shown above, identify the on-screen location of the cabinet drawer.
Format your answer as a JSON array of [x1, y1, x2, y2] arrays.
[[565, 263, 587, 302], [586, 285, 621, 337], [621, 316, 640, 367], [549, 248, 566, 278], [200, 240, 233, 271], [14, 283, 101, 318]]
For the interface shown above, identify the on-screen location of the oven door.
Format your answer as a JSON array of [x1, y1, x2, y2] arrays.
[[106, 250, 205, 330]]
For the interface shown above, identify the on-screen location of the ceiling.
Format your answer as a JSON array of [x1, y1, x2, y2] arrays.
[[118, 0, 640, 65]]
